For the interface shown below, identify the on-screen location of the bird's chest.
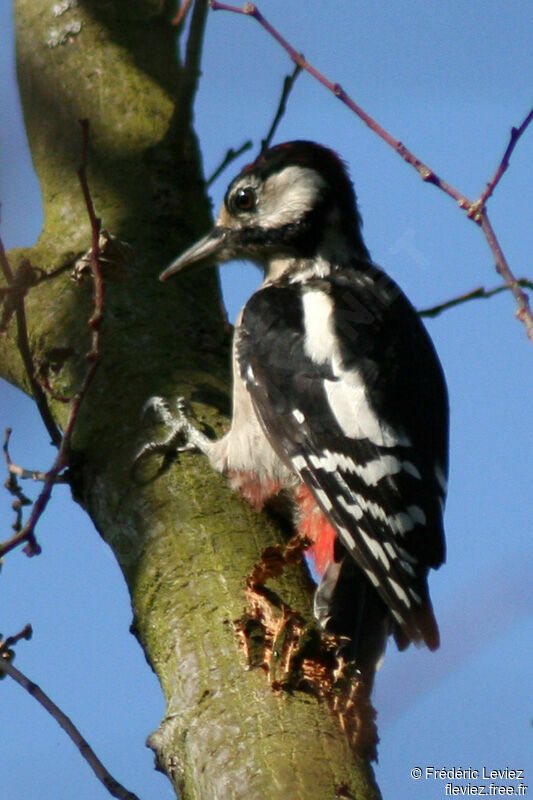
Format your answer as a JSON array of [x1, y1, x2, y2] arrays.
[[207, 325, 293, 491]]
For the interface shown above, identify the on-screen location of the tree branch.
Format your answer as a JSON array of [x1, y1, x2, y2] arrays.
[[206, 64, 301, 186], [418, 278, 533, 319], [1, 427, 41, 557], [206, 139, 253, 186], [478, 210, 533, 338], [0, 656, 142, 800], [0, 240, 62, 447], [3, 426, 69, 483], [477, 106, 533, 209], [210, 3, 471, 205], [210, 2, 533, 340], [0, 121, 105, 560], [179, 0, 210, 117], [260, 63, 301, 154], [0, 623, 33, 655]]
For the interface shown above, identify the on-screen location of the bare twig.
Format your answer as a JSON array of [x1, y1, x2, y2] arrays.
[[0, 526, 39, 559], [179, 0, 210, 118], [0, 623, 33, 655], [260, 63, 302, 155], [419, 278, 533, 319], [0, 259, 77, 310], [0, 243, 63, 447], [477, 106, 533, 210], [210, 2, 471, 207], [3, 427, 69, 483], [0, 122, 104, 559], [478, 211, 533, 337], [1, 428, 40, 556], [210, 2, 533, 340], [0, 657, 142, 800], [206, 139, 253, 186], [33, 368, 72, 404]]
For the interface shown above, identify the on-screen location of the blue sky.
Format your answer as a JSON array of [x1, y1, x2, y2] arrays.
[[1, 2, 532, 799]]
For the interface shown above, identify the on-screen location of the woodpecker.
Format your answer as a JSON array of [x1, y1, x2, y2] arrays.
[[157, 140, 448, 685]]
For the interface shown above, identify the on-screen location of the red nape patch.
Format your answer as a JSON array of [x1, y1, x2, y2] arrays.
[[227, 471, 281, 512], [295, 485, 337, 577]]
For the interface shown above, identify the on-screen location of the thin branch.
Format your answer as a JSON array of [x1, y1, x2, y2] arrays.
[[419, 278, 533, 319], [0, 259, 77, 307], [210, 2, 471, 209], [0, 243, 63, 447], [260, 63, 302, 155], [477, 106, 533, 210], [478, 210, 533, 338], [0, 657, 142, 800], [0, 624, 33, 655], [0, 122, 104, 560], [206, 139, 253, 186], [179, 0, 210, 118], [210, 2, 533, 340], [3, 428, 69, 483], [1, 428, 40, 557]]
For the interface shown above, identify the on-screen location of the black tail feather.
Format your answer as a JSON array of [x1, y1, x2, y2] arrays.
[[314, 555, 390, 689]]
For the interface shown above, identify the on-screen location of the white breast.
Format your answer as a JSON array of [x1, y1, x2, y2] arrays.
[[205, 323, 291, 484]]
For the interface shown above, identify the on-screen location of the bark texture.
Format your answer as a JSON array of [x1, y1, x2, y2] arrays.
[[4, 1, 382, 797]]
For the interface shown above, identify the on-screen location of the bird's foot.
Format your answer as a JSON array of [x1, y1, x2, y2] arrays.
[[133, 395, 211, 470]]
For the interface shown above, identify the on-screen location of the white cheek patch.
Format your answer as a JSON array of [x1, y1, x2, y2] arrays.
[[257, 166, 326, 229]]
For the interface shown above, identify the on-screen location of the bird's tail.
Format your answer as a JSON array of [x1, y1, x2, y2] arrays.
[[314, 553, 390, 690]]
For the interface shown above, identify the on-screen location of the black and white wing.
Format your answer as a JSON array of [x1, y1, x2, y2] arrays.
[[236, 268, 448, 648]]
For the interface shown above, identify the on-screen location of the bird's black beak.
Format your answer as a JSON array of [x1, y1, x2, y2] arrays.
[[159, 228, 228, 281]]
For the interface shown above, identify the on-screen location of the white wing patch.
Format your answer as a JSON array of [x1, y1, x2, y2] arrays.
[[324, 377, 411, 447], [301, 290, 335, 365], [301, 288, 411, 448]]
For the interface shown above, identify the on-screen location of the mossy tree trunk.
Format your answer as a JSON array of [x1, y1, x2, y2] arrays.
[[3, 1, 381, 797]]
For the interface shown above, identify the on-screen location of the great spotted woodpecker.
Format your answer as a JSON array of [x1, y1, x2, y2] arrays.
[[156, 140, 448, 684]]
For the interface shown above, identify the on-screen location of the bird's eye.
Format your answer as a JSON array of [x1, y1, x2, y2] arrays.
[[233, 187, 256, 212]]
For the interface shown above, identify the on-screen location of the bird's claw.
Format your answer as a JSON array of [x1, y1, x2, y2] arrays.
[[134, 395, 210, 474]]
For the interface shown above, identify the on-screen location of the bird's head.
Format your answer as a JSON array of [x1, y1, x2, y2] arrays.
[[160, 140, 369, 282]]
